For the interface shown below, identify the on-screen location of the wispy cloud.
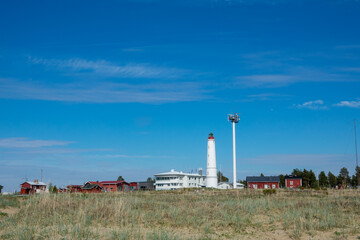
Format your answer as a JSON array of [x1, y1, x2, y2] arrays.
[[0, 138, 73, 148], [102, 154, 170, 159], [241, 154, 352, 168], [336, 45, 360, 50], [339, 67, 360, 72], [0, 78, 209, 103], [236, 74, 295, 88], [245, 93, 292, 101], [29, 57, 189, 79], [334, 99, 360, 108], [295, 100, 327, 110], [236, 69, 346, 88]]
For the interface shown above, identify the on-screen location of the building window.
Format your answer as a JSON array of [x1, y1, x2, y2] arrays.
[[290, 181, 293, 185]]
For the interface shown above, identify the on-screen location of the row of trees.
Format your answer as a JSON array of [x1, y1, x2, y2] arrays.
[[278, 166, 360, 189], [0, 185, 3, 193]]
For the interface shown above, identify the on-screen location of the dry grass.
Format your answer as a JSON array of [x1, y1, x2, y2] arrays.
[[0, 189, 359, 239]]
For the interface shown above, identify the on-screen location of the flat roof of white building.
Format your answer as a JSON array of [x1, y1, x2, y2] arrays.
[[154, 169, 204, 177]]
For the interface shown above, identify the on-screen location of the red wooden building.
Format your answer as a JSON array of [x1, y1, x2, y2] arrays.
[[20, 180, 47, 194], [100, 181, 130, 192], [129, 182, 138, 191], [285, 175, 302, 188], [68, 185, 83, 193], [82, 181, 103, 193], [246, 176, 280, 189]]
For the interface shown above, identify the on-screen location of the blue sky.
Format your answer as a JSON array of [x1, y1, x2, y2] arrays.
[[1, 0, 360, 191]]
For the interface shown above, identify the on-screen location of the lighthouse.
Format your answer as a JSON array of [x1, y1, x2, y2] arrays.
[[206, 133, 217, 188]]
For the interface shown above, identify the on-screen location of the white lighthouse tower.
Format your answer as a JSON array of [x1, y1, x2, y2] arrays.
[[206, 133, 217, 188]]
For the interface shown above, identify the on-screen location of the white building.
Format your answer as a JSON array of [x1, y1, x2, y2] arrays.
[[154, 169, 206, 190], [217, 182, 232, 189]]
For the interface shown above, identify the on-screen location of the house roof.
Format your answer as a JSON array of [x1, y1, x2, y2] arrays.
[[82, 183, 103, 190], [21, 181, 47, 186], [100, 181, 129, 185], [154, 169, 204, 177], [284, 175, 302, 179], [246, 176, 280, 182]]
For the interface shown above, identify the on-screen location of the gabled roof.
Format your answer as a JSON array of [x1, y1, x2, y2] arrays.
[[100, 181, 129, 185], [284, 175, 302, 179], [246, 176, 280, 182], [82, 182, 103, 190], [21, 181, 47, 186]]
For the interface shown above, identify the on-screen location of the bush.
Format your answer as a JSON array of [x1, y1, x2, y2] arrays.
[[263, 189, 276, 195]]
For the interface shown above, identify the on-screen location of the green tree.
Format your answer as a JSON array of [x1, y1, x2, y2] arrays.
[[292, 168, 303, 177], [147, 177, 153, 182], [48, 183, 58, 194], [217, 171, 229, 183], [356, 166, 360, 186], [309, 170, 317, 188], [328, 171, 337, 188], [239, 180, 247, 188], [279, 174, 285, 188], [260, 173, 264, 177], [350, 175, 357, 188], [52, 185, 58, 194], [303, 169, 311, 188], [318, 171, 328, 188], [117, 176, 124, 181], [0, 185, 3, 193], [338, 167, 350, 187]]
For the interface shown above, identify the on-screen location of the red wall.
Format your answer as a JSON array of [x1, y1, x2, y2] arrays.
[[82, 188, 102, 193], [248, 182, 279, 189], [285, 179, 302, 188], [102, 184, 118, 192]]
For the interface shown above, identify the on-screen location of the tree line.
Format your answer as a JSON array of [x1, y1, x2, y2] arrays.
[[278, 166, 360, 189]]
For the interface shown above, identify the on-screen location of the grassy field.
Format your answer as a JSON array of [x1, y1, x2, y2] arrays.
[[0, 189, 359, 239]]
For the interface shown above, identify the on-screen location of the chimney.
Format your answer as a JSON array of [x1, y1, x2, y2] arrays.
[[34, 179, 38, 183]]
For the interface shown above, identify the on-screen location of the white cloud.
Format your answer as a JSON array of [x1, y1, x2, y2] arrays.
[[245, 93, 292, 101], [236, 74, 295, 87], [295, 100, 327, 110], [0, 138, 73, 148], [0, 78, 209, 103], [334, 99, 360, 108], [29, 57, 188, 79]]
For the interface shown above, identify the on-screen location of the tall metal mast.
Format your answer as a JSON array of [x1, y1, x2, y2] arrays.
[[228, 113, 240, 189], [355, 119, 358, 168], [355, 119, 359, 186]]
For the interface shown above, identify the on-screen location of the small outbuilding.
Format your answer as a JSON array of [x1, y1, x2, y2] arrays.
[[246, 176, 280, 189], [68, 185, 83, 193], [20, 180, 47, 195], [285, 175, 302, 188], [82, 181, 103, 193], [217, 182, 232, 189]]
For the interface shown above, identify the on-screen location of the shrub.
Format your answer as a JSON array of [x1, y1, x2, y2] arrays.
[[263, 189, 276, 195]]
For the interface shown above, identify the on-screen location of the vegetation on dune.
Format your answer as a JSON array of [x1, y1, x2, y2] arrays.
[[0, 190, 359, 239]]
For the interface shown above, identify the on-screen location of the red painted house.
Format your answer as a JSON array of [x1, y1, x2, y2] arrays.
[[246, 176, 280, 189], [68, 185, 83, 193], [82, 181, 103, 193], [20, 180, 47, 194], [100, 181, 130, 192], [285, 175, 302, 188], [129, 182, 138, 191]]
